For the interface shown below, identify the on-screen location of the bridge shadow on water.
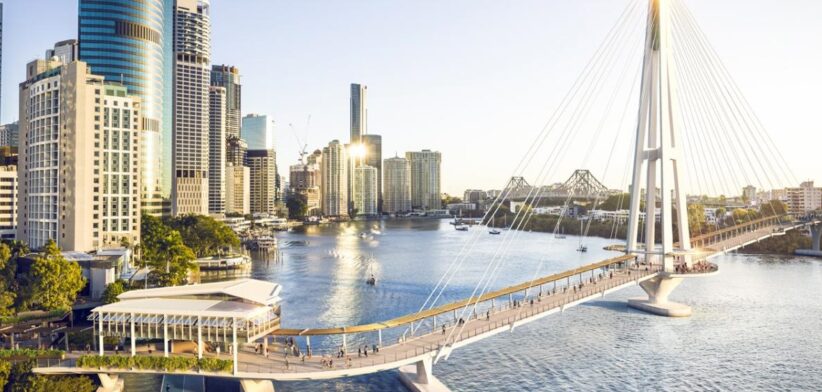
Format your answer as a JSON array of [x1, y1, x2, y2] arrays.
[[580, 300, 644, 315]]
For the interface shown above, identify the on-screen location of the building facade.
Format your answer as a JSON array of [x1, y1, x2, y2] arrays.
[[247, 150, 278, 215], [353, 165, 378, 216], [406, 150, 442, 210], [0, 122, 17, 147], [289, 159, 320, 216], [210, 65, 241, 139], [362, 134, 382, 212], [321, 140, 348, 216], [241, 114, 275, 150], [350, 83, 367, 142], [46, 39, 79, 65], [225, 163, 250, 215], [383, 156, 411, 214], [78, 0, 171, 216], [786, 181, 822, 214], [172, 0, 211, 216], [463, 189, 487, 204], [208, 86, 226, 214], [0, 165, 17, 240], [18, 60, 141, 251]]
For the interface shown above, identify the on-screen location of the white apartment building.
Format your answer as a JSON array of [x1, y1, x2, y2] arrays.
[[0, 165, 17, 239], [321, 140, 348, 216], [18, 59, 141, 251], [208, 86, 226, 214], [383, 156, 411, 213], [406, 150, 441, 210], [353, 165, 378, 216], [786, 181, 822, 214]]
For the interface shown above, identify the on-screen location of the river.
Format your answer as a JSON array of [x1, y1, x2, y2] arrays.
[[139, 219, 822, 391]]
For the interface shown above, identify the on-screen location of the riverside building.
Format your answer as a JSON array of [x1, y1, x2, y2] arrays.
[[78, 0, 171, 216], [383, 156, 411, 214], [18, 59, 141, 251], [406, 150, 442, 210]]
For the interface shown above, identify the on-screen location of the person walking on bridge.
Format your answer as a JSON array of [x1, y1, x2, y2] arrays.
[[442, 324, 446, 335]]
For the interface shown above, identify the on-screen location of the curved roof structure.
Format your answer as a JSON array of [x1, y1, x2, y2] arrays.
[[116, 278, 281, 306]]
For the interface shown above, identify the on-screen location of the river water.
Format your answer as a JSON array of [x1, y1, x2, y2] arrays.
[[149, 219, 822, 391]]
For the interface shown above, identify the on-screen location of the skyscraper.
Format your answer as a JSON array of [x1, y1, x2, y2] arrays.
[[350, 83, 367, 143], [383, 156, 411, 214], [321, 140, 349, 217], [171, 0, 211, 216], [353, 165, 378, 216], [45, 39, 79, 64], [78, 0, 171, 216], [241, 114, 276, 150], [208, 86, 226, 214], [247, 150, 278, 215], [211, 65, 241, 139], [0, 122, 17, 148], [18, 60, 141, 251], [362, 134, 383, 212], [225, 163, 250, 215], [406, 150, 442, 210]]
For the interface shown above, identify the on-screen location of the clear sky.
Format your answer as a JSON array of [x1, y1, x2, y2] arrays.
[[2, 0, 820, 195]]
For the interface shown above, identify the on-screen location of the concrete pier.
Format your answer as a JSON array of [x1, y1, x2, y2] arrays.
[[628, 274, 691, 317], [397, 358, 451, 392], [97, 374, 124, 392], [240, 379, 276, 392]]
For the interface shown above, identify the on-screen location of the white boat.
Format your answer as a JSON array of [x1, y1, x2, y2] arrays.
[[489, 216, 502, 235]]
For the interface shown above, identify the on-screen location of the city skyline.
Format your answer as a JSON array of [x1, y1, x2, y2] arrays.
[[1, 0, 820, 195]]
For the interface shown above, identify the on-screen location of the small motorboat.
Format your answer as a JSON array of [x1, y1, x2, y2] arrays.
[[577, 245, 588, 253], [455, 225, 469, 231], [366, 274, 376, 286], [489, 229, 501, 235]]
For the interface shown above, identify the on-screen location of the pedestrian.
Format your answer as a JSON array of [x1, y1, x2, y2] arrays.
[[358, 347, 362, 357], [486, 311, 490, 321], [442, 324, 446, 335]]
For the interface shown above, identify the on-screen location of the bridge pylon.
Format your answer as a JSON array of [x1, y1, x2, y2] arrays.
[[624, 0, 702, 317]]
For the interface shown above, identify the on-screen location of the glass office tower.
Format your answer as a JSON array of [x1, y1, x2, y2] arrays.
[[78, 0, 171, 215]]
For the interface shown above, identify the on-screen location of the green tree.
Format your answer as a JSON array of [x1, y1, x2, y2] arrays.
[[759, 200, 787, 217], [286, 193, 308, 220], [165, 215, 240, 258], [29, 240, 85, 311], [141, 214, 197, 286], [101, 280, 128, 304], [599, 193, 631, 211], [0, 360, 9, 391], [0, 245, 15, 316], [731, 208, 750, 223], [687, 204, 706, 234], [19, 375, 95, 392]]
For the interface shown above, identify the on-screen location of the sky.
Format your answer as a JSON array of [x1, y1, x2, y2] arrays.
[[1, 0, 820, 196]]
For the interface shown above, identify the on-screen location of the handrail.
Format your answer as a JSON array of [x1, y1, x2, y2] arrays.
[[272, 254, 637, 336]]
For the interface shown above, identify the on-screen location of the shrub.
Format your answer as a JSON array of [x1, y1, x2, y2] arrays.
[[76, 355, 232, 374]]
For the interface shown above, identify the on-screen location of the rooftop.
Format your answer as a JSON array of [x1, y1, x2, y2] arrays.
[[116, 278, 281, 307]]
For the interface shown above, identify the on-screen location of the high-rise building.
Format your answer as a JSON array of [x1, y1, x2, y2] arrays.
[[78, 0, 171, 216], [406, 150, 442, 210], [18, 60, 141, 251], [350, 83, 367, 143], [171, 0, 211, 216], [210, 65, 241, 139], [247, 150, 278, 215], [353, 165, 378, 216], [241, 114, 276, 150], [383, 156, 411, 214], [289, 150, 321, 216], [45, 39, 79, 65], [0, 164, 17, 240], [226, 135, 247, 166], [225, 163, 250, 215], [0, 122, 17, 147], [742, 185, 757, 206], [464, 189, 487, 204], [208, 86, 226, 214], [361, 134, 383, 212], [321, 140, 348, 216]]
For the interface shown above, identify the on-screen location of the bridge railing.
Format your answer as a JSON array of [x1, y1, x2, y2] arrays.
[[689, 214, 790, 248]]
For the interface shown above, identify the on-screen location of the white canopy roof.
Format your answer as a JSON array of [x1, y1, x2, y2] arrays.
[[92, 297, 271, 319], [116, 278, 281, 306]]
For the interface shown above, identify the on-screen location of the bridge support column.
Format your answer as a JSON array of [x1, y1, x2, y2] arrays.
[[97, 373, 124, 392], [796, 224, 822, 257], [398, 357, 452, 392], [240, 379, 275, 392], [628, 273, 691, 317]]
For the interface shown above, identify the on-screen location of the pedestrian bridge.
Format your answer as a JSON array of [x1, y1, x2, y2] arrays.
[[33, 216, 817, 391]]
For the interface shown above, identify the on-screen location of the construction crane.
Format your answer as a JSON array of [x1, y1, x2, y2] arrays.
[[289, 115, 311, 164]]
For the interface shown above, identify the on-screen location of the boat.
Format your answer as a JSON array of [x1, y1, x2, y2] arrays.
[[489, 216, 501, 235], [366, 274, 376, 286], [455, 225, 468, 231], [576, 221, 587, 252], [247, 235, 277, 251], [359, 232, 369, 239], [195, 254, 251, 271], [555, 226, 566, 239]]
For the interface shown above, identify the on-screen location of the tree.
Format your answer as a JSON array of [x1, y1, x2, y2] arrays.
[[731, 208, 750, 223], [286, 193, 308, 220], [441, 195, 462, 206], [141, 214, 197, 286], [759, 200, 787, 217], [29, 240, 85, 311], [687, 204, 706, 234], [165, 215, 240, 258], [101, 280, 127, 304], [599, 193, 631, 211], [0, 244, 15, 316], [0, 360, 9, 391]]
